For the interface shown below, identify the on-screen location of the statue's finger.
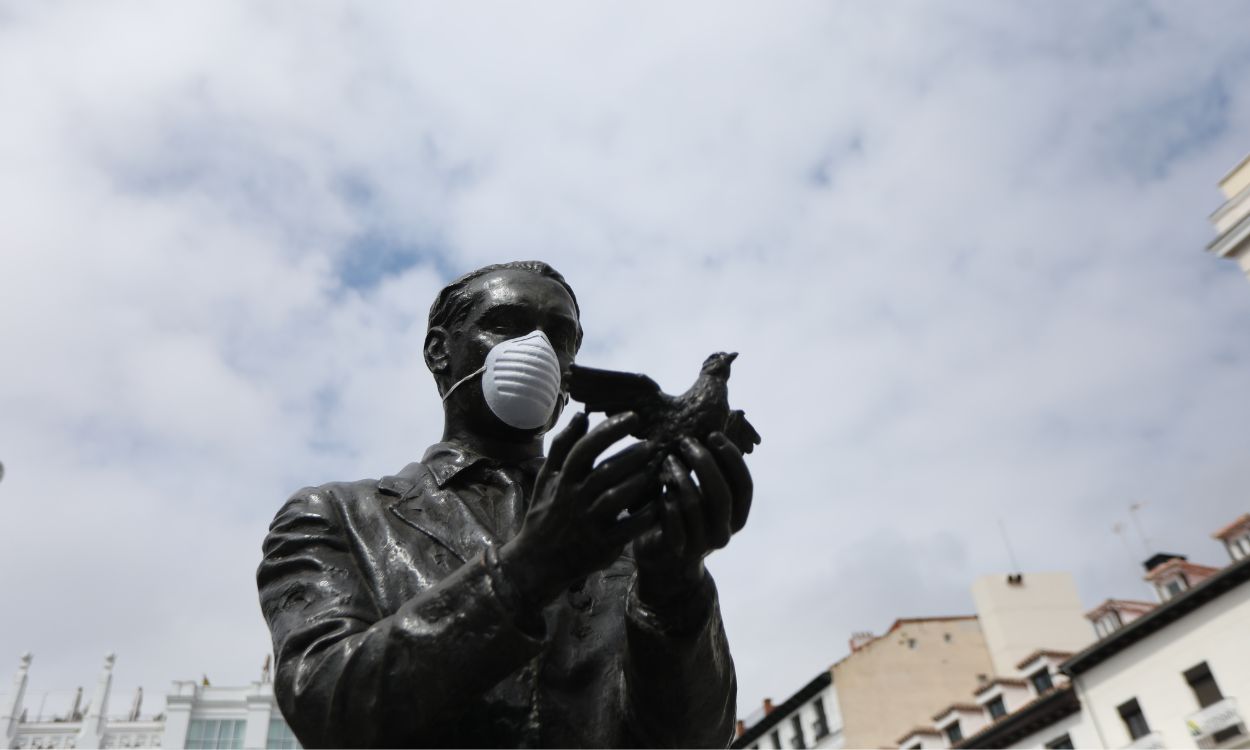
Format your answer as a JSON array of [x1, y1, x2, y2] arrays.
[[586, 472, 650, 521], [709, 431, 753, 533], [541, 411, 588, 481], [663, 454, 706, 555], [562, 412, 640, 480], [679, 437, 732, 549], [603, 501, 659, 546], [659, 489, 686, 557], [577, 439, 656, 502]]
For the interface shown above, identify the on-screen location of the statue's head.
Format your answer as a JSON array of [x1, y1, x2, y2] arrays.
[[425, 261, 582, 439]]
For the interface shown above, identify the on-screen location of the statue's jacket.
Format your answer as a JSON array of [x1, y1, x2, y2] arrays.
[[256, 442, 737, 749]]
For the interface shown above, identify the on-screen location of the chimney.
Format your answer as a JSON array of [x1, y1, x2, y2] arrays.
[[1143, 553, 1184, 572], [763, 698, 775, 715], [849, 631, 875, 652]]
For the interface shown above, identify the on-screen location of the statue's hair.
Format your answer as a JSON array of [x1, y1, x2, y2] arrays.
[[427, 261, 581, 337]]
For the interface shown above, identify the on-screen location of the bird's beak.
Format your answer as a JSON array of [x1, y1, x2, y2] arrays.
[[726, 352, 739, 363]]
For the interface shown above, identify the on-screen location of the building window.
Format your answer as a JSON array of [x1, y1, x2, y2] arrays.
[[1045, 733, 1074, 749], [811, 697, 830, 739], [986, 695, 1007, 720], [1159, 574, 1188, 601], [943, 721, 962, 745], [1029, 668, 1054, 694], [1117, 698, 1151, 740], [267, 718, 302, 750], [769, 729, 782, 749], [1095, 610, 1122, 638], [790, 714, 806, 749], [1183, 668, 1244, 749], [1184, 662, 1224, 708], [186, 719, 245, 750]]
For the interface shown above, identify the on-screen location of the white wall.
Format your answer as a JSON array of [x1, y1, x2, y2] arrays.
[[1072, 582, 1250, 749], [745, 684, 843, 750]]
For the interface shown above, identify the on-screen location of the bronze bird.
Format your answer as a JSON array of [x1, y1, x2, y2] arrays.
[[567, 352, 761, 459]]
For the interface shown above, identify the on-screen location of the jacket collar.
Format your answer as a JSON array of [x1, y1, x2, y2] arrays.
[[381, 442, 544, 565], [417, 441, 545, 488]]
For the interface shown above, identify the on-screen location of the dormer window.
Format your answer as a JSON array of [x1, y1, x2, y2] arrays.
[[1029, 668, 1054, 695], [1157, 574, 1188, 602], [943, 721, 963, 745], [986, 695, 1007, 720], [1229, 532, 1250, 561], [1093, 610, 1122, 638]]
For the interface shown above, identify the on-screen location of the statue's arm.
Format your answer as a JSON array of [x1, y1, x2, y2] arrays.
[[256, 486, 544, 748], [622, 571, 737, 749]]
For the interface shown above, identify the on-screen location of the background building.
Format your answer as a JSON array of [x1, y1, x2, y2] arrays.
[[900, 512, 1250, 750], [733, 672, 842, 750], [1209, 153, 1250, 282], [735, 575, 1093, 749], [737, 511, 1249, 749], [1, 656, 298, 750]]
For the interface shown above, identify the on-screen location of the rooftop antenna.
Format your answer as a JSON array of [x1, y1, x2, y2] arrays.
[[1112, 522, 1141, 570], [1128, 502, 1151, 553], [997, 518, 1022, 574]]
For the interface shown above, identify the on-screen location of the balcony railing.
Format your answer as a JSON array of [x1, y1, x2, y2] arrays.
[[1187, 698, 1246, 749]]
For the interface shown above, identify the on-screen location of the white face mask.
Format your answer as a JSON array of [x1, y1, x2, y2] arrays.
[[441, 330, 566, 430]]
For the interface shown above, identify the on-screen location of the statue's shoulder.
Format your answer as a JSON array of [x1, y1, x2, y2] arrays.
[[271, 462, 430, 529], [271, 476, 385, 521]]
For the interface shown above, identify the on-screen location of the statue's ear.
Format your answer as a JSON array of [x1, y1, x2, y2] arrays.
[[424, 327, 451, 380]]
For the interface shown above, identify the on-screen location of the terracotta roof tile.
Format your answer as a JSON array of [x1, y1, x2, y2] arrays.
[[1212, 513, 1250, 541], [1015, 649, 1073, 670]]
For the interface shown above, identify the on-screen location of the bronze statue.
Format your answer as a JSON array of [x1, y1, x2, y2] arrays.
[[257, 261, 756, 748]]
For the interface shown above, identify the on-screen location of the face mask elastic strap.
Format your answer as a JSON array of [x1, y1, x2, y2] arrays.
[[441, 365, 486, 403]]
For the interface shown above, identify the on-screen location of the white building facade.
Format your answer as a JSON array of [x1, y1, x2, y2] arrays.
[[733, 672, 843, 750], [906, 512, 1250, 750], [1, 656, 298, 750], [1209, 153, 1250, 282]]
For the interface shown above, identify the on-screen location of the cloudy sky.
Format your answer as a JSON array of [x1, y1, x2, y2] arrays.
[[3, 0, 1250, 723]]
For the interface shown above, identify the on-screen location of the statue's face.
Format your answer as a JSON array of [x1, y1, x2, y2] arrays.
[[443, 268, 581, 436]]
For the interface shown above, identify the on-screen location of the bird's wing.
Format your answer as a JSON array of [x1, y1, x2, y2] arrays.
[[724, 409, 761, 454], [567, 363, 665, 415]]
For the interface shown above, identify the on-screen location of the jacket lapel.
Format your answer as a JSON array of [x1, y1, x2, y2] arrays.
[[384, 461, 499, 566]]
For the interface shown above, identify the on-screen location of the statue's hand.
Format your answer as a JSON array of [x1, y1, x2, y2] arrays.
[[632, 433, 753, 607], [500, 411, 658, 609]]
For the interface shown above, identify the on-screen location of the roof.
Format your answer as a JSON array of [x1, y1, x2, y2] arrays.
[[932, 703, 983, 722], [1014, 649, 1073, 671], [954, 684, 1080, 749], [1063, 554, 1250, 676], [973, 677, 1028, 697], [1212, 513, 1250, 541], [1143, 556, 1221, 582], [1084, 598, 1155, 620], [896, 726, 943, 745], [886, 614, 978, 633], [731, 671, 831, 749]]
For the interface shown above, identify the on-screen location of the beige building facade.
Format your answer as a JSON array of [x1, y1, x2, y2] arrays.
[[971, 572, 1092, 677], [833, 616, 994, 749]]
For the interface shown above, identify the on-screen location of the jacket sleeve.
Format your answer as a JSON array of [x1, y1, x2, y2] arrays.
[[256, 485, 545, 748], [622, 572, 738, 748]]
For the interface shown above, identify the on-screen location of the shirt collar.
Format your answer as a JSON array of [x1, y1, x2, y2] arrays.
[[420, 441, 546, 488]]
